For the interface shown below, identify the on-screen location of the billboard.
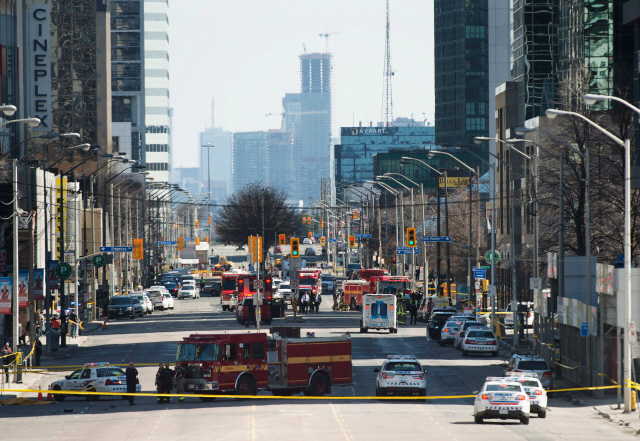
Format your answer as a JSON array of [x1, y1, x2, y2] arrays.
[[18, 270, 28, 307], [0, 277, 12, 314], [47, 260, 59, 290], [34, 268, 44, 300]]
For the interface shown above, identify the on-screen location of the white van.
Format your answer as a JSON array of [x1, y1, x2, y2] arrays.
[[504, 302, 534, 327], [360, 294, 397, 334]]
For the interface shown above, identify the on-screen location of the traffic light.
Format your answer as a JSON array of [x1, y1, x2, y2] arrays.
[[307, 216, 311, 224], [482, 279, 489, 292], [302, 217, 306, 224], [279, 234, 285, 246], [349, 235, 355, 247], [208, 216, 212, 225], [321, 236, 326, 247], [308, 231, 312, 238], [195, 220, 199, 229], [320, 220, 324, 229], [407, 228, 416, 247], [291, 238, 300, 257]]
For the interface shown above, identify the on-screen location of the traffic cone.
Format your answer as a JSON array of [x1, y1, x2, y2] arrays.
[[102, 320, 107, 330], [46, 385, 53, 401], [37, 385, 43, 401]]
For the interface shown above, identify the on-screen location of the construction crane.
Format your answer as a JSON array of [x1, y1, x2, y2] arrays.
[[319, 30, 340, 52], [381, 0, 394, 126], [266, 111, 328, 117]]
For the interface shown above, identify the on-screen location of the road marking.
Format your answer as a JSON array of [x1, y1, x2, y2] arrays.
[[330, 403, 350, 441]]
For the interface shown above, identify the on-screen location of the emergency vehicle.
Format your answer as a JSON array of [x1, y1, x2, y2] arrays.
[[356, 269, 388, 281], [360, 294, 397, 333], [220, 272, 249, 311], [236, 296, 271, 325], [342, 280, 370, 310], [294, 269, 321, 295], [374, 355, 427, 397], [175, 332, 353, 400], [473, 376, 531, 424], [506, 372, 547, 418], [369, 275, 412, 298], [50, 362, 141, 401]]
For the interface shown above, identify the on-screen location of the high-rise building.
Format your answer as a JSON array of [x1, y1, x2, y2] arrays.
[[267, 129, 294, 196], [0, 1, 19, 156], [200, 99, 232, 201], [297, 53, 332, 201], [111, 0, 144, 164], [434, 0, 510, 158], [232, 132, 269, 192], [142, 0, 170, 183]]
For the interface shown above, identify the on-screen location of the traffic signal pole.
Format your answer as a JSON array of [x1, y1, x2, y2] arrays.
[[59, 171, 68, 348]]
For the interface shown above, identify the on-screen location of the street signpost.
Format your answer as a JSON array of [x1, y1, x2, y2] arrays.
[[99, 246, 133, 253], [396, 246, 412, 255], [419, 236, 451, 242], [354, 234, 371, 238], [254, 279, 264, 290], [581, 322, 589, 337], [158, 241, 176, 246], [529, 277, 542, 290], [474, 268, 486, 279], [55, 262, 72, 280], [92, 255, 106, 268]]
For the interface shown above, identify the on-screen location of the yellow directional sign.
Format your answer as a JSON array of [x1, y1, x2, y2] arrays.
[[438, 176, 471, 188]]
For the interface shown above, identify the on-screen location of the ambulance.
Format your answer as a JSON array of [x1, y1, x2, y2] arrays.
[[359, 294, 397, 334]]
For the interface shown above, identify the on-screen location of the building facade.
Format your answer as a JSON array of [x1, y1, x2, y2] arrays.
[[142, 0, 170, 183], [0, 0, 19, 155], [296, 53, 332, 202], [200, 118, 232, 203], [334, 124, 435, 188], [232, 131, 268, 192]]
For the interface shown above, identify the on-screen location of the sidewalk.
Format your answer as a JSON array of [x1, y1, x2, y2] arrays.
[[0, 320, 102, 400]]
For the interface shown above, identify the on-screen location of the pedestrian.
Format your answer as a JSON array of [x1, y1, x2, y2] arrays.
[[301, 291, 310, 314], [1, 342, 12, 382], [51, 314, 61, 331], [125, 362, 138, 405], [409, 296, 419, 325], [69, 310, 78, 339], [175, 362, 187, 403], [34, 339, 42, 366], [313, 291, 321, 314], [200, 278, 206, 292], [158, 363, 174, 403]]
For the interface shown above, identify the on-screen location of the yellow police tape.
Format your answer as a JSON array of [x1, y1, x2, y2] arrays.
[[0, 384, 624, 401]]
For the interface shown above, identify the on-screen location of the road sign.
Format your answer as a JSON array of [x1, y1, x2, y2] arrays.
[[438, 176, 470, 188], [581, 321, 589, 337], [328, 239, 337, 242], [92, 255, 106, 268], [158, 241, 176, 245], [55, 262, 72, 280], [99, 246, 133, 252], [475, 281, 480, 290], [474, 268, 486, 279], [354, 234, 371, 238], [290, 279, 299, 288], [184, 238, 195, 242], [64, 250, 75, 256], [396, 246, 412, 255], [485, 250, 500, 264], [419, 236, 451, 242], [254, 279, 264, 290], [488, 285, 497, 297], [529, 277, 542, 290], [414, 247, 420, 254]]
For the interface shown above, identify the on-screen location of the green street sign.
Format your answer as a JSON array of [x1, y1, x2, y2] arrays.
[[55, 262, 73, 279], [485, 250, 500, 264], [92, 255, 106, 268]]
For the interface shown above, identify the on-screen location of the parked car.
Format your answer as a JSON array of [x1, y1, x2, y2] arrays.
[[426, 308, 458, 341], [128, 292, 153, 315], [305, 247, 316, 256], [277, 282, 292, 308], [50, 362, 141, 401], [108, 297, 136, 320], [453, 321, 487, 349], [374, 355, 428, 397], [439, 320, 464, 346], [321, 274, 337, 294], [460, 328, 499, 357], [149, 285, 169, 295], [211, 280, 221, 296], [147, 290, 165, 311], [162, 293, 174, 310], [504, 355, 554, 390], [162, 282, 180, 297], [303, 238, 313, 245], [236, 244, 246, 251], [178, 285, 199, 299], [274, 246, 283, 254]]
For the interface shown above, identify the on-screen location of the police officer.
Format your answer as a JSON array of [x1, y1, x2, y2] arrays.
[[125, 362, 138, 405], [409, 295, 419, 325]]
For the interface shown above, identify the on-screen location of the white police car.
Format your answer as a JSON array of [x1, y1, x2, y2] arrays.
[[507, 372, 548, 418], [474, 377, 530, 424], [50, 362, 141, 401], [461, 327, 499, 357], [374, 355, 428, 397]]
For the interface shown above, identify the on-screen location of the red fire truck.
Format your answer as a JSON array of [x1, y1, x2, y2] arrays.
[[294, 269, 321, 295], [342, 280, 370, 311], [235, 275, 273, 325], [357, 269, 388, 281], [369, 275, 413, 298], [176, 332, 353, 399], [220, 272, 249, 311]]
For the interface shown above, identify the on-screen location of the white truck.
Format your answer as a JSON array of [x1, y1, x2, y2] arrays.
[[359, 294, 397, 334]]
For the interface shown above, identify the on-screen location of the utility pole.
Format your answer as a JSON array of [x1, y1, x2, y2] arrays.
[[12, 160, 19, 363], [59, 170, 68, 348]]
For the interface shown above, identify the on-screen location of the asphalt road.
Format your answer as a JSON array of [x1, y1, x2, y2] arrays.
[[0, 294, 633, 441]]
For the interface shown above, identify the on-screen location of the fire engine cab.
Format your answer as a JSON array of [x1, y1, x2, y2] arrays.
[[369, 275, 412, 299], [176, 332, 353, 400], [342, 280, 370, 311], [220, 272, 249, 311]]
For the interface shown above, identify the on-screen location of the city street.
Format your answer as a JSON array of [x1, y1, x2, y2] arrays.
[[1, 293, 634, 441]]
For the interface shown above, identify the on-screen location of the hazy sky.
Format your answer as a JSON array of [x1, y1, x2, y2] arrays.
[[170, 0, 433, 168]]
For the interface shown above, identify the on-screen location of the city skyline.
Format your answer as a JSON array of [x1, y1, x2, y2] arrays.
[[170, 0, 433, 169]]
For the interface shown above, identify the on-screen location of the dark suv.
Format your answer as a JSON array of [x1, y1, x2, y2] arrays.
[[108, 297, 136, 320], [426, 308, 457, 341]]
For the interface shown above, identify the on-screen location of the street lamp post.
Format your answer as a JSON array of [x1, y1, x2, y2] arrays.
[[547, 101, 633, 412]]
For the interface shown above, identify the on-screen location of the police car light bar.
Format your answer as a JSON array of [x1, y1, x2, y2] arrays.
[[85, 362, 109, 367], [388, 355, 417, 360], [505, 372, 538, 378], [485, 377, 520, 382]]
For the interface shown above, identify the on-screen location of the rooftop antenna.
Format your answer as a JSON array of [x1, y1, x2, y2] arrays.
[[381, 0, 394, 127]]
